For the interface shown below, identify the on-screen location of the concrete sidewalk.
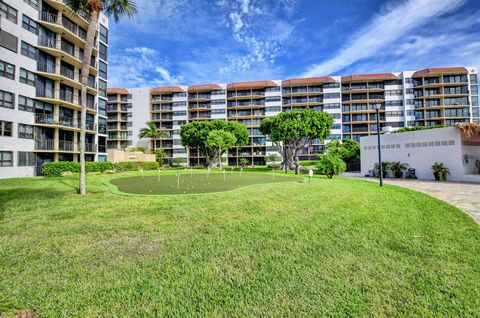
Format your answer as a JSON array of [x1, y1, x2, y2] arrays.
[[344, 174, 480, 224]]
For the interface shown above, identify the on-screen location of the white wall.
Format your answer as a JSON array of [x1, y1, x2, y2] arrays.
[[360, 127, 476, 182], [128, 87, 151, 148]]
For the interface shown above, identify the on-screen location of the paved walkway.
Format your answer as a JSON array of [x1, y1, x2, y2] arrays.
[[344, 174, 480, 224]]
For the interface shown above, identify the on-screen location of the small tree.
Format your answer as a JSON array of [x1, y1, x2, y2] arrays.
[[326, 139, 360, 163], [373, 161, 391, 178], [154, 148, 166, 165], [172, 157, 184, 167], [260, 109, 333, 174], [265, 154, 279, 163], [139, 121, 168, 152], [239, 157, 249, 167], [180, 120, 248, 168], [316, 153, 346, 178], [206, 130, 236, 170]]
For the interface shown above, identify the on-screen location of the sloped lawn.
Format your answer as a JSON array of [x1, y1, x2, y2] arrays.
[[0, 170, 479, 317]]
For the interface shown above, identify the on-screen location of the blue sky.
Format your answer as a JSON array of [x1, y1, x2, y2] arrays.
[[107, 0, 480, 88]]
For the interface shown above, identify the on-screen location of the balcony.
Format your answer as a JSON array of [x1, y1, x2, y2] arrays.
[[59, 140, 75, 151], [37, 61, 56, 74], [35, 139, 55, 150], [227, 91, 265, 98], [60, 65, 75, 80]]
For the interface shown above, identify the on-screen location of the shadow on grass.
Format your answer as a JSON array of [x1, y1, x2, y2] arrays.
[[0, 188, 70, 221]]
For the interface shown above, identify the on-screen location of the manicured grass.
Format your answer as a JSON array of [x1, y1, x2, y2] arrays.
[[0, 170, 479, 317], [109, 172, 302, 195]]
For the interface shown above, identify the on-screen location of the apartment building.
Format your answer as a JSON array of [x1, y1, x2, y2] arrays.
[[0, 0, 108, 179], [106, 67, 478, 167]]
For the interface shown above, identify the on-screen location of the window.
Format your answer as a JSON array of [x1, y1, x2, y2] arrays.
[[0, 90, 14, 109], [23, 0, 38, 9], [385, 100, 403, 107], [324, 82, 340, 88], [265, 86, 280, 92], [99, 61, 107, 79], [470, 74, 478, 84], [18, 95, 34, 112], [173, 111, 187, 116], [324, 103, 341, 109], [99, 80, 107, 97], [0, 29, 18, 52], [265, 96, 281, 102], [100, 24, 108, 44], [22, 14, 37, 34], [18, 124, 34, 139], [210, 99, 225, 105], [385, 89, 403, 96], [20, 68, 36, 86], [36, 76, 54, 98], [210, 90, 225, 95], [211, 109, 225, 115], [324, 93, 340, 99], [471, 85, 478, 95], [404, 78, 414, 84], [0, 151, 13, 167], [18, 152, 36, 166], [21, 41, 37, 60], [0, 59, 15, 80], [0, 1, 17, 23], [0, 120, 12, 136], [99, 42, 108, 61], [265, 106, 281, 112]]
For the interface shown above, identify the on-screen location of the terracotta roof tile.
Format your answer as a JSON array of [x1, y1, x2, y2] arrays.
[[341, 73, 398, 82], [282, 77, 337, 86], [188, 84, 222, 92], [412, 67, 468, 77], [227, 80, 277, 90], [151, 86, 184, 94], [107, 88, 129, 95]]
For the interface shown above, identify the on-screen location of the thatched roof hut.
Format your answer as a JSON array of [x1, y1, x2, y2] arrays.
[[453, 123, 480, 138]]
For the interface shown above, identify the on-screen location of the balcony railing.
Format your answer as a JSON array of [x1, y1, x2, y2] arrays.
[[40, 11, 58, 24], [59, 140, 75, 151], [60, 65, 75, 80], [227, 91, 265, 98], [38, 36, 56, 48], [37, 61, 56, 74], [35, 139, 55, 150]]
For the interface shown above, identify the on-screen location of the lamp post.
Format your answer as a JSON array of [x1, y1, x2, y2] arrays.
[[375, 105, 383, 187]]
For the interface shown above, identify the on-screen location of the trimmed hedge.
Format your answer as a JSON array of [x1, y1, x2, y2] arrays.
[[114, 161, 159, 172], [43, 162, 114, 177]]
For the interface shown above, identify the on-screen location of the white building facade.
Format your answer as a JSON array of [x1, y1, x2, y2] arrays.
[[0, 0, 108, 179], [360, 127, 480, 182]]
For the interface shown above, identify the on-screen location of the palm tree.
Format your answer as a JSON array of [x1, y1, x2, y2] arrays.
[[65, 0, 137, 195], [139, 121, 168, 152]]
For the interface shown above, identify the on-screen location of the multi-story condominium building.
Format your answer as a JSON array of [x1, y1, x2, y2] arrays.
[[106, 88, 132, 149], [106, 66, 478, 167], [0, 0, 109, 179]]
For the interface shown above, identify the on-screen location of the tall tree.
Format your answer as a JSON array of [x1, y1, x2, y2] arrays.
[[260, 109, 333, 174], [206, 130, 237, 170], [139, 121, 167, 152], [180, 120, 249, 168], [65, 0, 137, 195]]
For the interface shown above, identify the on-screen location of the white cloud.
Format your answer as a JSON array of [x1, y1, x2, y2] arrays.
[[108, 47, 184, 88], [303, 0, 467, 76]]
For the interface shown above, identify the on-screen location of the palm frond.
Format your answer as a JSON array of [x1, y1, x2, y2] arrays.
[[104, 0, 138, 22]]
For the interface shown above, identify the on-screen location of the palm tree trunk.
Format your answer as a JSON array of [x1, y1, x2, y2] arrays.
[[153, 137, 156, 153], [79, 9, 99, 195]]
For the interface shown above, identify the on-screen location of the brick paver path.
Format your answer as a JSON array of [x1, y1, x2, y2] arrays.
[[345, 174, 480, 224]]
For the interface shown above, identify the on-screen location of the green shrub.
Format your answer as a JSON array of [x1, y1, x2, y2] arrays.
[[114, 161, 159, 172], [315, 154, 346, 179], [43, 161, 114, 177]]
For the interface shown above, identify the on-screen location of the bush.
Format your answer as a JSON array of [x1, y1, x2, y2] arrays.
[[43, 161, 114, 177], [267, 164, 281, 169], [315, 154, 346, 179], [114, 161, 159, 172]]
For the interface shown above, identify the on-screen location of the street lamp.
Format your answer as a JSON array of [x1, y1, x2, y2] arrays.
[[374, 104, 383, 187]]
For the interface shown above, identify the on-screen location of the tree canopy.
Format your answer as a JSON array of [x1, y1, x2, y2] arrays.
[[326, 139, 360, 164], [180, 120, 249, 167], [260, 109, 333, 173]]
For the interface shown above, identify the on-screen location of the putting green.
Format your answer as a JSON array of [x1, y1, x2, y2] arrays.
[[109, 172, 303, 195]]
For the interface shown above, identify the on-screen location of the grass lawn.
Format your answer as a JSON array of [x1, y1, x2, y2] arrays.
[[109, 171, 302, 195], [1, 170, 480, 317]]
